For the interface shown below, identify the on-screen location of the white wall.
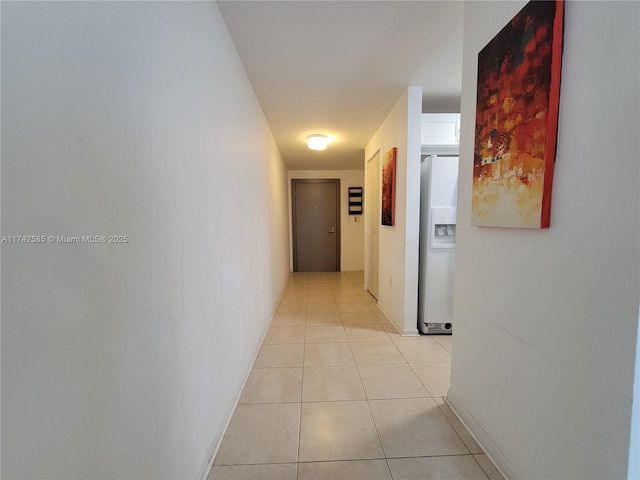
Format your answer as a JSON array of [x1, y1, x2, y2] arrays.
[[287, 170, 365, 272], [364, 87, 422, 335], [449, 2, 640, 479], [1, 2, 290, 479]]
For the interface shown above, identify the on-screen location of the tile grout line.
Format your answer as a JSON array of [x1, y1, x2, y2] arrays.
[[435, 398, 477, 458], [408, 363, 436, 399], [351, 333, 391, 466], [296, 275, 309, 478], [471, 454, 493, 480]]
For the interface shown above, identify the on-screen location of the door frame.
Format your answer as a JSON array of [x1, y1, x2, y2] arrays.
[[291, 178, 341, 272], [365, 151, 380, 299]]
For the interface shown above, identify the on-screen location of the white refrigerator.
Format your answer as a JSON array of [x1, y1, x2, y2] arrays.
[[418, 155, 458, 334]]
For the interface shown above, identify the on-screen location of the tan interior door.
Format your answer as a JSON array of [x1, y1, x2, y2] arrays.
[[292, 179, 340, 272], [367, 152, 380, 299]]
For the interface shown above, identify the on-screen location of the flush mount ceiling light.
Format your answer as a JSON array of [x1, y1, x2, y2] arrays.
[[307, 134, 328, 151]]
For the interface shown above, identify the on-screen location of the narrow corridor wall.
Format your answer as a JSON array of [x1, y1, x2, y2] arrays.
[[450, 2, 640, 478], [1, 2, 290, 478], [364, 87, 422, 335]]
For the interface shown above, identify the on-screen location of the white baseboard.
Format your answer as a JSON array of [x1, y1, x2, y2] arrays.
[[445, 391, 514, 480], [375, 302, 419, 337], [199, 286, 287, 480], [402, 328, 420, 336]]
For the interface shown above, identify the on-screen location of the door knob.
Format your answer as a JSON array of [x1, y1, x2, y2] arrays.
[[328, 226, 336, 233]]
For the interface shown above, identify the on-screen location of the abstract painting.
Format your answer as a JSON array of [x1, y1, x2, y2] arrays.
[[381, 147, 397, 226], [472, 0, 564, 228]]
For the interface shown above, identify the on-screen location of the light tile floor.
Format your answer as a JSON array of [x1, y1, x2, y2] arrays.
[[210, 272, 504, 480]]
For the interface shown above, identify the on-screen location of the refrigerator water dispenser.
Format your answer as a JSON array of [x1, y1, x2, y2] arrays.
[[430, 207, 456, 248]]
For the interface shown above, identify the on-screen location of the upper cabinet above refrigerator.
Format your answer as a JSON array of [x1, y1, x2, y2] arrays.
[[421, 113, 460, 156]]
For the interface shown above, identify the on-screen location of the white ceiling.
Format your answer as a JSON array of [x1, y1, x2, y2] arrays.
[[217, 1, 464, 170]]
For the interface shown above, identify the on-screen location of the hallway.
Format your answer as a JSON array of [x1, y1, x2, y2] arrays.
[[209, 272, 503, 480]]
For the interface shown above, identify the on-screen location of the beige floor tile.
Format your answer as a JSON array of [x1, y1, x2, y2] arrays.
[[286, 276, 308, 283], [254, 344, 304, 368], [307, 303, 339, 314], [387, 455, 488, 480], [331, 286, 360, 294], [340, 312, 380, 325], [308, 273, 329, 280], [330, 288, 357, 294], [385, 330, 422, 342], [287, 274, 308, 280], [380, 322, 407, 337], [214, 403, 300, 465], [306, 313, 342, 326], [345, 272, 364, 281], [307, 295, 336, 305], [307, 287, 333, 296], [411, 362, 451, 397], [239, 368, 303, 404], [358, 292, 377, 304], [299, 401, 384, 462], [305, 325, 347, 343], [279, 294, 308, 305], [290, 272, 309, 278], [345, 324, 390, 342], [332, 292, 361, 299], [473, 454, 505, 480], [394, 338, 451, 363], [264, 326, 305, 344], [302, 366, 365, 402], [213, 275, 487, 478], [334, 294, 364, 304], [349, 341, 405, 365], [362, 299, 378, 309], [307, 275, 328, 280], [276, 303, 307, 315], [328, 275, 351, 282], [368, 397, 468, 458], [304, 343, 355, 366], [434, 335, 453, 353], [434, 398, 483, 454], [271, 313, 306, 326], [358, 364, 428, 399], [283, 289, 307, 297], [209, 463, 297, 480], [298, 460, 392, 480], [326, 272, 346, 278], [338, 303, 372, 313], [378, 323, 397, 335]]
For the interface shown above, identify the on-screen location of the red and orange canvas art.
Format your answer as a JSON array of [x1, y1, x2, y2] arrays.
[[381, 147, 396, 226], [472, 0, 564, 228]]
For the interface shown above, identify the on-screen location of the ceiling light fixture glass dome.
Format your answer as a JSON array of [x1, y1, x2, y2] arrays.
[[307, 134, 328, 151]]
